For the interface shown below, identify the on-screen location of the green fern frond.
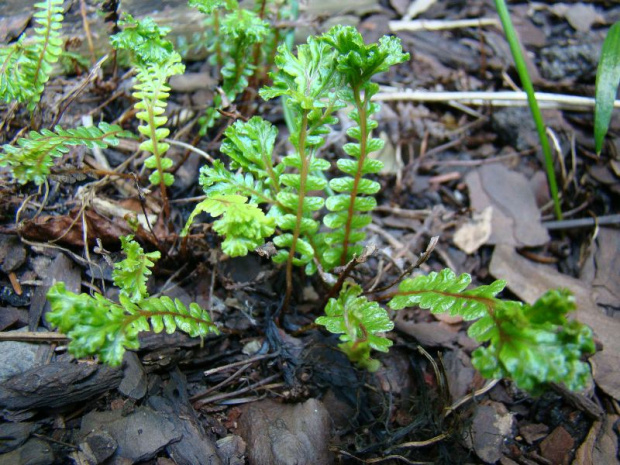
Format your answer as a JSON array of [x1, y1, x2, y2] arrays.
[[47, 283, 219, 366], [111, 16, 185, 207], [0, 0, 64, 108], [24, 0, 65, 110], [0, 122, 132, 185], [220, 117, 282, 194], [319, 26, 409, 268], [46, 235, 218, 366], [388, 270, 595, 392], [317, 282, 394, 371], [260, 36, 344, 274], [113, 235, 161, 303], [110, 14, 176, 66], [188, 0, 233, 15], [182, 194, 275, 257], [219, 9, 269, 98], [0, 40, 30, 103], [132, 55, 185, 188], [389, 269, 505, 321]]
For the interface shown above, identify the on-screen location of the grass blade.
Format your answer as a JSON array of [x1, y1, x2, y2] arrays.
[[595, 21, 620, 155], [494, 0, 562, 220]]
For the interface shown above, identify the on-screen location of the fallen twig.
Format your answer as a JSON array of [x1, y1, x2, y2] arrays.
[[0, 331, 68, 343], [373, 89, 620, 111], [390, 18, 500, 32]]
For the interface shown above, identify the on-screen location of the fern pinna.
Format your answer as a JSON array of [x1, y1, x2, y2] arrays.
[[0, 0, 64, 109], [47, 235, 219, 365]]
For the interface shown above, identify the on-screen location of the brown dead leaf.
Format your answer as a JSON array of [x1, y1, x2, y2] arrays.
[[586, 228, 620, 311], [465, 165, 549, 248], [19, 209, 130, 248], [453, 206, 493, 255], [394, 311, 459, 348]]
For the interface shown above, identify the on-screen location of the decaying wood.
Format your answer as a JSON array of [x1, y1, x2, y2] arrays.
[[0, 362, 122, 420]]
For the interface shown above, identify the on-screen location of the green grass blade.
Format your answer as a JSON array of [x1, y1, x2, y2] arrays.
[[494, 0, 562, 220], [595, 21, 620, 155]]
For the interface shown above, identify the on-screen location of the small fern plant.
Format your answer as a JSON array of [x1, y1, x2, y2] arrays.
[[316, 282, 394, 372], [318, 270, 594, 393], [184, 25, 409, 307], [46, 235, 219, 366], [0, 0, 64, 110], [187, 0, 281, 131], [111, 15, 186, 216]]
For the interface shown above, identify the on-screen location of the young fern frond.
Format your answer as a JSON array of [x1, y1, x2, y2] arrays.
[[113, 235, 161, 303], [24, 0, 64, 110], [316, 282, 394, 372], [46, 235, 219, 366], [219, 9, 269, 99], [200, 160, 275, 205], [0, 40, 29, 104], [181, 194, 275, 257], [0, 122, 132, 185], [320, 26, 408, 268], [0, 0, 64, 109], [109, 14, 177, 67], [133, 57, 185, 188], [260, 37, 344, 298], [220, 117, 283, 195], [111, 16, 185, 214], [387, 269, 595, 393]]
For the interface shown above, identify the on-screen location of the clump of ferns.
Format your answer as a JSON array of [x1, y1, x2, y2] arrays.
[[181, 26, 595, 393], [187, 0, 288, 132], [183, 26, 409, 305]]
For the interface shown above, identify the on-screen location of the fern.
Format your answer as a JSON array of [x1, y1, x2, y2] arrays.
[[46, 235, 218, 366], [181, 194, 275, 257], [0, 39, 29, 104], [109, 14, 177, 67], [0, 0, 64, 109], [317, 282, 393, 372], [259, 36, 344, 298], [113, 235, 161, 303], [199, 160, 275, 205], [220, 117, 282, 194], [188, 0, 276, 131], [388, 269, 595, 393], [319, 26, 408, 268], [111, 16, 185, 214], [0, 122, 132, 185]]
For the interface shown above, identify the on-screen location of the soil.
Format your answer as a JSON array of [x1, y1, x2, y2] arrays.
[[0, 1, 619, 464]]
